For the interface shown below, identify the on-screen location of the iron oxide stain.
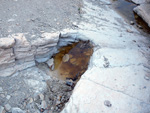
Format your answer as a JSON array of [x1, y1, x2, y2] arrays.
[[53, 41, 93, 81]]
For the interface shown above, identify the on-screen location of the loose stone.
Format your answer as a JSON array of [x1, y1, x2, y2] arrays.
[[6, 95, 11, 100], [104, 100, 112, 107], [41, 100, 47, 109], [144, 75, 150, 81], [0, 106, 4, 113], [12, 107, 25, 113], [126, 29, 133, 33], [39, 94, 45, 100], [130, 21, 134, 25], [0, 87, 3, 92], [4, 104, 11, 112], [62, 54, 70, 62]]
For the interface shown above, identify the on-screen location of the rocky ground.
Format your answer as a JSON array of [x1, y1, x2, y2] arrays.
[[0, 0, 82, 38], [0, 0, 150, 113], [0, 0, 82, 113]]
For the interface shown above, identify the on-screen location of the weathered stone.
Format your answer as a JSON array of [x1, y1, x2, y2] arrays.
[[134, 4, 150, 27], [0, 67, 16, 77], [15, 61, 35, 71], [4, 104, 11, 112], [41, 100, 47, 109], [62, 54, 70, 62], [0, 48, 15, 66], [0, 38, 15, 49], [31, 32, 59, 46], [12, 33, 34, 60], [6, 95, 11, 100], [0, 87, 3, 92], [0, 106, 4, 113], [131, 0, 150, 4], [12, 107, 25, 113], [130, 21, 134, 25], [39, 94, 44, 100], [35, 47, 57, 63], [104, 100, 112, 107], [46, 58, 54, 67]]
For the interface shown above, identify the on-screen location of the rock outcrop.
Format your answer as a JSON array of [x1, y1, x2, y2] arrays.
[[0, 32, 59, 77], [131, 0, 150, 4], [134, 4, 150, 27]]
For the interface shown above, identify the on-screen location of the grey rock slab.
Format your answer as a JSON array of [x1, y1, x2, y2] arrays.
[[0, 67, 16, 77], [134, 4, 150, 27], [62, 79, 150, 113], [12, 107, 25, 113], [31, 32, 59, 46], [62, 0, 150, 113], [131, 0, 150, 4], [82, 65, 150, 103], [0, 38, 15, 49], [6, 95, 11, 100], [91, 48, 148, 68]]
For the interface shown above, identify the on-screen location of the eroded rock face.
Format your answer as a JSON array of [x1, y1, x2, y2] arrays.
[[134, 4, 150, 27], [0, 32, 59, 77]]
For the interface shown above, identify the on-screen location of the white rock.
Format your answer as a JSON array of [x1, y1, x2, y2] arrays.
[[0, 106, 4, 113], [4, 104, 11, 112], [46, 58, 54, 67], [0, 38, 15, 49], [32, 32, 59, 46], [6, 95, 11, 100], [12, 107, 25, 113], [41, 101, 47, 109], [39, 94, 44, 100]]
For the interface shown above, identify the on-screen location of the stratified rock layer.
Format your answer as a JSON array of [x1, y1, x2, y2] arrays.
[[0, 32, 59, 77]]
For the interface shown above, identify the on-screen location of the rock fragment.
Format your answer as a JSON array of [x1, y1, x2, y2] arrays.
[[104, 100, 112, 107], [0, 106, 4, 113], [12, 107, 25, 113], [4, 104, 11, 112]]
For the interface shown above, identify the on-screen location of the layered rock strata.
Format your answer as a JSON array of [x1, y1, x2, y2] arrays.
[[0, 32, 59, 77]]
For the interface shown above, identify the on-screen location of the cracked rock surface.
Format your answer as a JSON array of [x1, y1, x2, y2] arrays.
[[61, 0, 150, 113]]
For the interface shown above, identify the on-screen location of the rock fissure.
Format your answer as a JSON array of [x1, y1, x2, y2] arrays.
[[85, 78, 150, 105]]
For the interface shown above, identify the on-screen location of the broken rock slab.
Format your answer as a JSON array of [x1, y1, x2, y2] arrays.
[[134, 4, 150, 27], [131, 0, 150, 4], [0, 38, 15, 49]]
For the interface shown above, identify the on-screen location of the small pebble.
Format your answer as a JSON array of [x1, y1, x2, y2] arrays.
[[0, 87, 3, 92], [12, 107, 25, 113], [4, 104, 11, 112], [104, 100, 112, 107], [6, 95, 11, 100], [0, 106, 4, 113], [144, 75, 150, 81], [130, 21, 134, 25], [127, 29, 133, 33], [41, 100, 47, 109], [28, 98, 33, 103], [39, 94, 44, 100], [137, 25, 143, 29]]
